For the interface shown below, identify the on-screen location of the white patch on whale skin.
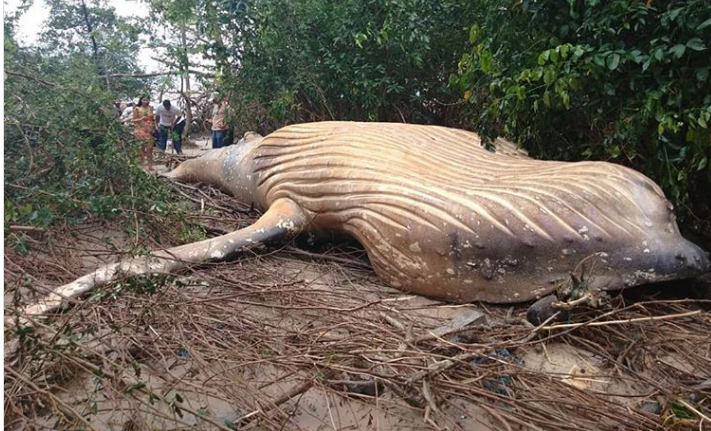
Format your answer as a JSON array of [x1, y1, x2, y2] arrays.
[[409, 242, 421, 252], [446, 268, 455, 275], [276, 219, 297, 233]]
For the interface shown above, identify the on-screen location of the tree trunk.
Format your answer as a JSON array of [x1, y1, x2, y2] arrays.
[[180, 24, 193, 141], [79, 0, 101, 74]]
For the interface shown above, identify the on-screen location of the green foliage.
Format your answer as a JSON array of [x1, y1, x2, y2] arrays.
[[4, 10, 185, 246], [217, 0, 478, 131], [41, 0, 147, 98], [454, 0, 711, 233]]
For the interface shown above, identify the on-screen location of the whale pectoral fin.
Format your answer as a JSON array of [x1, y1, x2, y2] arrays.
[[10, 198, 309, 323]]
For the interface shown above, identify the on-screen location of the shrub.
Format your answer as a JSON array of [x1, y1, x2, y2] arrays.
[[4, 37, 180, 244], [453, 0, 711, 238]]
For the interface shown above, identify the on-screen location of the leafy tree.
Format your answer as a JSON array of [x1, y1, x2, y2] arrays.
[[220, 0, 478, 132], [147, 0, 217, 139], [40, 0, 146, 97], [454, 0, 711, 238], [4, 2, 182, 247]]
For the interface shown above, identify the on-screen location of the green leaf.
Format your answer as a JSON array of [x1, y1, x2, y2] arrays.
[[479, 51, 494, 73], [573, 46, 585, 60], [469, 25, 480, 43], [606, 53, 620, 70], [696, 18, 711, 30], [686, 38, 706, 51], [354, 33, 367, 48], [537, 50, 549, 66], [669, 44, 686, 58], [628, 50, 644, 64], [592, 53, 605, 67], [698, 157, 708, 171], [668, 8, 683, 22], [608, 145, 621, 158], [531, 68, 543, 81], [699, 116, 708, 128], [549, 49, 559, 64], [19, 204, 33, 216], [543, 68, 556, 85], [561, 91, 570, 108], [560, 44, 570, 59], [654, 48, 665, 61]]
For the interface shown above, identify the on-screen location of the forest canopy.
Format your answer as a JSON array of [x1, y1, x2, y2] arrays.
[[4, 0, 711, 242]]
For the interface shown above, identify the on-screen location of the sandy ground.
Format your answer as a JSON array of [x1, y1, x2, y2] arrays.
[[22, 254, 640, 431], [10, 237, 700, 431]]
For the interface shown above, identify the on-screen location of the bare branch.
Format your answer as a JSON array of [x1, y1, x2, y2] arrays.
[[100, 70, 215, 79], [4, 69, 57, 87]]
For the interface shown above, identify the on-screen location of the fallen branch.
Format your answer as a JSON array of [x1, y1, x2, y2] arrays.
[[5, 366, 98, 430], [241, 371, 335, 429], [8, 225, 46, 233], [541, 310, 701, 330]]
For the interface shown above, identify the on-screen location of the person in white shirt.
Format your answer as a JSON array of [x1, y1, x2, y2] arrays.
[[154, 100, 181, 152], [119, 103, 134, 124]]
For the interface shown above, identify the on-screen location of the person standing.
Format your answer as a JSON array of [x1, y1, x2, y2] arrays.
[[209, 93, 229, 149], [154, 100, 181, 152], [132, 95, 155, 171], [172, 114, 186, 155], [120, 102, 134, 125]]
